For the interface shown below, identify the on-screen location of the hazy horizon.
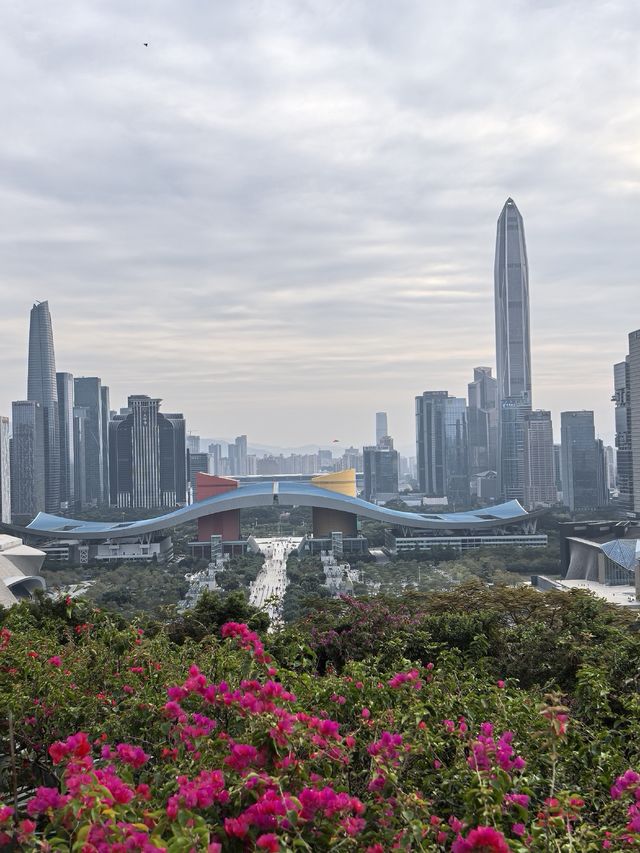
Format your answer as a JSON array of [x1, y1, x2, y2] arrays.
[[2, 1, 639, 448]]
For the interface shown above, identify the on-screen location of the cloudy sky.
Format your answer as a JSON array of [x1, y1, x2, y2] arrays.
[[1, 0, 638, 453]]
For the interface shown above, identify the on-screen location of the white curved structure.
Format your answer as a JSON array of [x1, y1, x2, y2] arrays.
[[0, 534, 46, 608]]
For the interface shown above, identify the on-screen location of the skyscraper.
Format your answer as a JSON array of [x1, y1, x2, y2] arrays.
[[494, 198, 532, 502], [56, 372, 75, 509], [27, 301, 60, 512], [614, 341, 636, 514], [494, 199, 532, 402], [415, 391, 448, 496], [109, 396, 186, 508], [375, 412, 388, 446], [363, 439, 399, 502], [73, 406, 89, 508], [444, 396, 469, 506], [0, 416, 10, 524], [416, 391, 468, 503], [560, 411, 603, 512], [523, 410, 555, 508], [499, 397, 532, 502], [186, 435, 201, 454], [629, 330, 640, 517], [74, 377, 105, 506], [467, 367, 498, 474], [100, 385, 111, 505], [10, 401, 45, 519]]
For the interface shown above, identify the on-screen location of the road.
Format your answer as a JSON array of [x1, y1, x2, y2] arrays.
[[249, 537, 301, 622]]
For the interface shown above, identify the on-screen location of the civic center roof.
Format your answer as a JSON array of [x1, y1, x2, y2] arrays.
[[22, 480, 537, 541]]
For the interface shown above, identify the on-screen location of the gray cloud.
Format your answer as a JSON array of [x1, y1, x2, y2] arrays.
[[1, 0, 638, 451]]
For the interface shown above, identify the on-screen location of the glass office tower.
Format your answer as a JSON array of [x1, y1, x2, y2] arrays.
[[494, 199, 532, 502], [27, 301, 60, 511]]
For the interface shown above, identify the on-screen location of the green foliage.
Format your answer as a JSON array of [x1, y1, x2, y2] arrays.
[[282, 555, 330, 623], [2, 584, 640, 848]]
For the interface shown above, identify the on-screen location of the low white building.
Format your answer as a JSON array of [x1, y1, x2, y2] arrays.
[[0, 534, 46, 607]]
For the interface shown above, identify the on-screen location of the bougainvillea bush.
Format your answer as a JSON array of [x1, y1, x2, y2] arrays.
[[2, 586, 640, 850]]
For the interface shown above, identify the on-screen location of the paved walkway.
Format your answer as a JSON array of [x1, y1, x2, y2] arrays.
[[249, 537, 301, 622]]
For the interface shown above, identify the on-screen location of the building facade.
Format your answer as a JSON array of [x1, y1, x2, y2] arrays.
[[498, 397, 531, 502], [0, 416, 10, 524], [494, 199, 532, 501], [629, 330, 640, 517], [56, 372, 75, 509], [415, 391, 448, 496], [523, 410, 555, 508], [613, 356, 633, 512], [416, 391, 468, 504], [74, 377, 105, 506], [10, 400, 45, 519], [444, 396, 469, 506], [100, 385, 110, 505], [363, 441, 399, 502], [375, 412, 388, 446], [467, 367, 498, 474], [561, 411, 605, 512], [27, 300, 60, 512], [109, 396, 186, 508]]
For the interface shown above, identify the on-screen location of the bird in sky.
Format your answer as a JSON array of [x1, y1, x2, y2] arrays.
[[332, 439, 340, 443], [143, 42, 148, 47]]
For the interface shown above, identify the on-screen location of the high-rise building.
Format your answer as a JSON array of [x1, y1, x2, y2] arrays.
[[494, 199, 532, 502], [73, 406, 89, 508], [629, 330, 640, 516], [375, 412, 388, 446], [560, 411, 604, 512], [416, 391, 448, 496], [523, 410, 555, 508], [109, 396, 186, 508], [444, 396, 469, 506], [613, 357, 633, 512], [553, 444, 563, 499], [208, 443, 223, 475], [363, 440, 399, 502], [499, 397, 532, 502], [604, 445, 616, 493], [0, 416, 10, 524], [595, 439, 610, 508], [74, 377, 105, 506], [100, 386, 110, 505], [27, 301, 60, 512], [416, 391, 468, 503], [10, 401, 45, 519], [186, 435, 201, 455], [188, 451, 210, 483], [341, 446, 363, 471], [56, 373, 75, 509], [467, 367, 498, 473]]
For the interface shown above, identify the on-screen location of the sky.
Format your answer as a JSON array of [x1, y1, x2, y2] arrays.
[[1, 0, 638, 455]]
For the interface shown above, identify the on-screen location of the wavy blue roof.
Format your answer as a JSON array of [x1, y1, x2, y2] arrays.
[[24, 481, 535, 541]]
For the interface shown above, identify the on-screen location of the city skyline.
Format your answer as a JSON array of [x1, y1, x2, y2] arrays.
[[1, 2, 638, 448]]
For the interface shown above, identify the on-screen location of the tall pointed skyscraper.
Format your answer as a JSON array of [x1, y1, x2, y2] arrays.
[[27, 301, 60, 512], [494, 199, 532, 502]]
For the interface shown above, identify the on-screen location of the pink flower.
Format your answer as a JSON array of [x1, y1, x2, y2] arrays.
[[115, 742, 150, 768], [452, 825, 510, 853], [512, 823, 525, 836], [0, 806, 14, 823], [497, 680, 505, 689], [47, 655, 62, 667], [256, 834, 280, 851], [361, 707, 371, 719]]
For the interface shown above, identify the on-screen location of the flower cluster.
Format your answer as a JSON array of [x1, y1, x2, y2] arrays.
[[467, 723, 526, 774]]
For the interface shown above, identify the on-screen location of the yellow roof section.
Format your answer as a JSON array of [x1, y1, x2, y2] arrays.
[[311, 468, 356, 498]]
